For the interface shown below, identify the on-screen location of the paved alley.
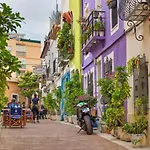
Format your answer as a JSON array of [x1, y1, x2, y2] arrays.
[[0, 120, 128, 150]]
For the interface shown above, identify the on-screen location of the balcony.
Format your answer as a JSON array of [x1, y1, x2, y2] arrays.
[[118, 0, 150, 41], [58, 52, 71, 68], [81, 10, 105, 52], [53, 58, 60, 76]]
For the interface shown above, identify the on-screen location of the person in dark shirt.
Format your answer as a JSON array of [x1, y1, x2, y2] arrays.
[[31, 94, 40, 123]]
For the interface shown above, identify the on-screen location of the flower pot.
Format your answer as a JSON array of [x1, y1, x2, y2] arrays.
[[51, 115, 56, 121], [68, 116, 73, 124], [68, 48, 73, 54], [99, 31, 104, 36], [93, 31, 98, 36], [107, 0, 117, 9], [72, 115, 77, 125], [118, 128, 131, 142], [131, 134, 144, 148], [94, 11, 99, 18], [111, 127, 118, 137], [98, 121, 106, 133]]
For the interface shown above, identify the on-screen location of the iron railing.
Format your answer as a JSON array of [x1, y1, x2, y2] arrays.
[[118, 0, 150, 21], [118, 0, 150, 41], [81, 10, 105, 47]]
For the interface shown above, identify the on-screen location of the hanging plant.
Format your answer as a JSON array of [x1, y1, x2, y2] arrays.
[[106, 0, 117, 9], [57, 22, 74, 60], [127, 57, 140, 75]]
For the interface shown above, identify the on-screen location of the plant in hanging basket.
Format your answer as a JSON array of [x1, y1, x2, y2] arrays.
[[106, 0, 117, 9]]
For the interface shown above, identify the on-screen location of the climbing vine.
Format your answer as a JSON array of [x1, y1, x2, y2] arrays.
[[64, 70, 84, 115], [127, 57, 140, 75], [57, 22, 74, 60]]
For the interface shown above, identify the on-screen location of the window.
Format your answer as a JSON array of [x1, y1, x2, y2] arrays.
[[87, 72, 94, 96], [6, 46, 11, 52], [104, 57, 112, 76], [111, 1, 118, 29], [53, 59, 58, 73], [19, 58, 26, 69], [16, 51, 26, 56], [16, 45, 26, 52], [11, 93, 19, 102], [16, 45, 26, 56]]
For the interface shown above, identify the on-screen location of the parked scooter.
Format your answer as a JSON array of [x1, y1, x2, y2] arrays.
[[76, 101, 96, 135]]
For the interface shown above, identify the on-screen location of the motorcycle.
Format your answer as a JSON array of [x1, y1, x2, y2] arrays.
[[76, 101, 96, 135]]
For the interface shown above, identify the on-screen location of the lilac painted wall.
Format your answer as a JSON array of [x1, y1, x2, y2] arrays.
[[82, 0, 125, 71], [81, 0, 127, 116]]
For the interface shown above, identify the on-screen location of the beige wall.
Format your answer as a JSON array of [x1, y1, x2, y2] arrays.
[[126, 18, 150, 146], [5, 38, 41, 102], [5, 81, 25, 103], [7, 39, 41, 72]]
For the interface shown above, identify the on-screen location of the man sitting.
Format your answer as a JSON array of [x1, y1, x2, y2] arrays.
[[7, 98, 19, 108]]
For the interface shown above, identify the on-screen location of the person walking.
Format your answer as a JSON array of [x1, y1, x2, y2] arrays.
[[31, 94, 40, 123]]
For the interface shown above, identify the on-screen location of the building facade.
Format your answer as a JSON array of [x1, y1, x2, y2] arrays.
[[40, 3, 61, 100], [118, 0, 150, 146], [81, 0, 126, 115], [5, 33, 41, 103]]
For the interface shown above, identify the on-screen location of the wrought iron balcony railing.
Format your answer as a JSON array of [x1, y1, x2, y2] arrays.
[[81, 10, 105, 52], [118, 0, 150, 41]]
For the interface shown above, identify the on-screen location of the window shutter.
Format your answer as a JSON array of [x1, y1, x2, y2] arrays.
[[87, 72, 94, 96], [133, 55, 148, 114], [133, 68, 139, 100]]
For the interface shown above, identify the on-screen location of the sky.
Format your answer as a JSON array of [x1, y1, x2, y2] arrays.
[[1, 0, 61, 45]]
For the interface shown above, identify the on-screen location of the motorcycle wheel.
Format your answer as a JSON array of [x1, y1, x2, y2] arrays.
[[84, 115, 93, 135]]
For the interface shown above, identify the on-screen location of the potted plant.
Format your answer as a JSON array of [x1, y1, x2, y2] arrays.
[[98, 67, 131, 139], [106, 0, 117, 9], [94, 17, 105, 36], [122, 116, 148, 147], [81, 32, 88, 46], [78, 94, 97, 109]]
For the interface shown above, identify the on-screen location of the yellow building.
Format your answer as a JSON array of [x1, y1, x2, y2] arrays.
[[5, 33, 41, 103], [69, 0, 81, 73]]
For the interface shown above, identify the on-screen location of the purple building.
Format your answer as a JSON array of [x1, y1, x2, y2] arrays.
[[81, 0, 126, 107]]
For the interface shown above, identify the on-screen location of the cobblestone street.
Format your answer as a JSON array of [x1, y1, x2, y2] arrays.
[[0, 120, 128, 150]]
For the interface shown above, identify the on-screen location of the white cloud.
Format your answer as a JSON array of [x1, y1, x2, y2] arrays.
[[1, 0, 61, 42]]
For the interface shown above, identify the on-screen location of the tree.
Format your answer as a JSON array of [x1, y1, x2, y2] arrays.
[[64, 71, 84, 116], [0, 3, 24, 109], [52, 87, 62, 114], [43, 93, 58, 118], [18, 72, 39, 103]]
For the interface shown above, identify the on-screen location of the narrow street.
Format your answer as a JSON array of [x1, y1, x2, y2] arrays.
[[0, 120, 128, 150]]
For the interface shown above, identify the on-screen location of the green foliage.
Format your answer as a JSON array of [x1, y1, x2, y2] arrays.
[[64, 72, 84, 116], [94, 19, 105, 31], [43, 93, 59, 115], [127, 57, 140, 76], [52, 87, 62, 113], [57, 22, 74, 60], [18, 72, 39, 98], [0, 3, 24, 109], [98, 66, 131, 130], [0, 3, 24, 50], [78, 94, 97, 109], [98, 77, 114, 103], [135, 97, 148, 115], [122, 116, 148, 135], [0, 96, 8, 110]]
